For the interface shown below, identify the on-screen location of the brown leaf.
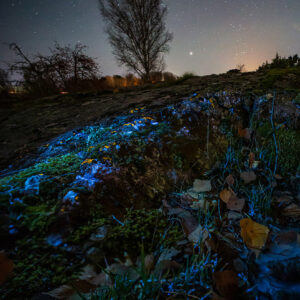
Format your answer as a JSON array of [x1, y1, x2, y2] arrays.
[[187, 225, 203, 244], [282, 203, 300, 219], [225, 174, 235, 186], [167, 207, 198, 235], [220, 189, 234, 203], [144, 254, 155, 274], [240, 218, 269, 249], [240, 171, 256, 184], [238, 128, 251, 140], [226, 196, 245, 212], [0, 251, 14, 285], [213, 270, 238, 299], [192, 179, 212, 192], [275, 194, 293, 204], [154, 260, 181, 277], [274, 231, 298, 245]]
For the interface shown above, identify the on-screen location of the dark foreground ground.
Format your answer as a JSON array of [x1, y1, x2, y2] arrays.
[[0, 68, 300, 299]]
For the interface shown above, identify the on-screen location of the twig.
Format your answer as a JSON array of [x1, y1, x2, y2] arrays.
[[112, 214, 124, 226]]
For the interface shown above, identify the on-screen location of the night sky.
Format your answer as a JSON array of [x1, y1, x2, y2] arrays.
[[0, 0, 299, 77]]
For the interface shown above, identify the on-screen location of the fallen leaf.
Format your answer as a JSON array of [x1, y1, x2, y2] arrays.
[[187, 225, 203, 244], [226, 196, 245, 212], [192, 179, 212, 192], [282, 203, 300, 219], [238, 128, 251, 140], [167, 207, 198, 235], [240, 218, 269, 249], [274, 231, 298, 245], [154, 260, 181, 277], [240, 171, 256, 184], [275, 194, 293, 204], [144, 254, 155, 274], [225, 174, 235, 185], [0, 251, 14, 285], [213, 270, 238, 298], [220, 189, 234, 203], [274, 174, 283, 180]]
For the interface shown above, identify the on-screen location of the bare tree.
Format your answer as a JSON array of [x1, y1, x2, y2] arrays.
[[99, 0, 173, 82], [9, 42, 100, 95], [49, 42, 100, 89]]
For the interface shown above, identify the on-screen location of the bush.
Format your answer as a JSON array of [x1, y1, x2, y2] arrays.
[[175, 72, 196, 84], [258, 53, 300, 71]]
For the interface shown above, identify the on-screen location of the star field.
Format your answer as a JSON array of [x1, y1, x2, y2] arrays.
[[0, 0, 299, 76]]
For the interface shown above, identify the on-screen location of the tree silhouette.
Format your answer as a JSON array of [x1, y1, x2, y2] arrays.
[[9, 42, 100, 95], [99, 0, 173, 82]]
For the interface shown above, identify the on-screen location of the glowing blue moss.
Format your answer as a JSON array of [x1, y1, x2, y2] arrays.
[[46, 234, 63, 247], [8, 224, 17, 235], [63, 190, 78, 205], [24, 174, 44, 195]]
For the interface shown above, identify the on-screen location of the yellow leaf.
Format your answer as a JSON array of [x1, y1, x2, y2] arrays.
[[220, 189, 234, 203], [82, 159, 93, 165], [240, 218, 269, 249]]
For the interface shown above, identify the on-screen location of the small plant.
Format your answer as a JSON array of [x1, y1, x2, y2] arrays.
[[241, 184, 273, 222], [161, 252, 217, 298]]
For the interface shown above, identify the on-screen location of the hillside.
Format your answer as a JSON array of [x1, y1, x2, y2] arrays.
[[0, 67, 300, 299], [1, 67, 300, 173]]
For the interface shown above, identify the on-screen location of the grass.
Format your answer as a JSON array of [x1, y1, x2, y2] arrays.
[[256, 122, 300, 174], [88, 249, 217, 300], [260, 66, 300, 89]]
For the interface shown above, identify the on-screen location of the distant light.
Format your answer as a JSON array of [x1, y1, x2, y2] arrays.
[[189, 51, 194, 56], [60, 91, 69, 94]]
